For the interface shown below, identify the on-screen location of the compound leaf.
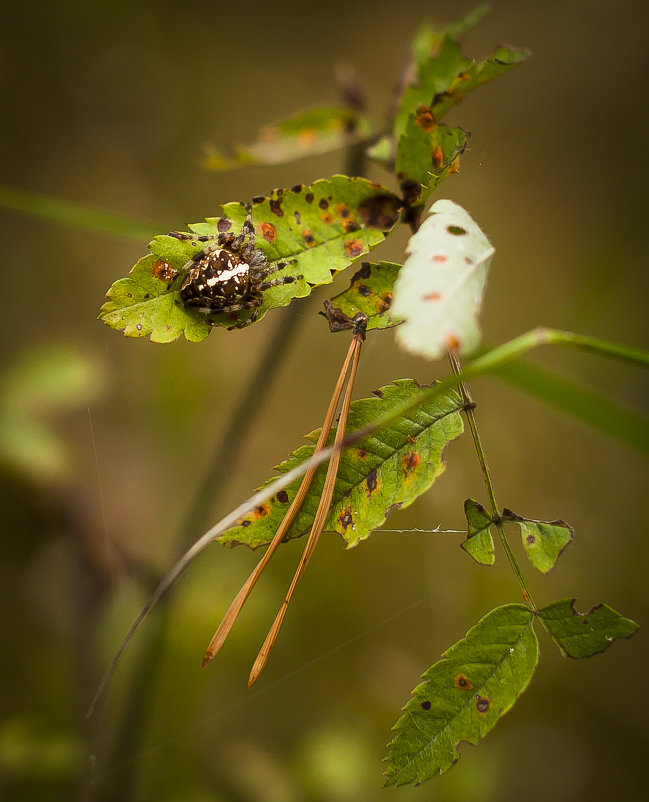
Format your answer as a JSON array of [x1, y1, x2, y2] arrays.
[[502, 509, 573, 574], [217, 379, 464, 550], [99, 176, 400, 341], [384, 604, 539, 786], [322, 261, 402, 332], [203, 106, 373, 171], [391, 199, 494, 360], [461, 498, 496, 565], [395, 117, 468, 209], [537, 598, 639, 659]]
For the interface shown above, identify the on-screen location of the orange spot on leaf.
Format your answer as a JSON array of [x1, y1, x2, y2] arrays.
[[259, 222, 276, 243], [152, 260, 175, 282], [320, 211, 334, 225], [403, 451, 421, 478], [296, 128, 317, 145], [432, 145, 444, 169], [423, 292, 442, 301], [415, 105, 436, 132], [446, 333, 461, 351], [377, 292, 392, 313], [337, 507, 354, 532], [252, 503, 272, 520], [356, 448, 368, 459], [302, 229, 316, 247], [344, 238, 364, 259]]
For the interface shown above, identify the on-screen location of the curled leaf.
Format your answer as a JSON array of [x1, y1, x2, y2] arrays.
[[322, 261, 402, 332], [461, 498, 496, 565], [390, 199, 494, 360]]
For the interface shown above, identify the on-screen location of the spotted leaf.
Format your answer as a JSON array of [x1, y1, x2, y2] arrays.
[[390, 199, 494, 360], [203, 106, 373, 170], [99, 176, 400, 341], [537, 598, 638, 659], [461, 498, 496, 565], [217, 379, 464, 550], [395, 119, 467, 208], [322, 261, 402, 332], [384, 604, 539, 787], [502, 509, 573, 574]]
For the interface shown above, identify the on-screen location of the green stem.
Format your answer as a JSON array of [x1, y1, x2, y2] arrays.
[[448, 352, 536, 608]]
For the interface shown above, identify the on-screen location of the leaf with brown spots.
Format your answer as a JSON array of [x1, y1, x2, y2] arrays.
[[391, 199, 494, 360], [502, 509, 573, 574], [322, 261, 403, 332], [100, 176, 400, 340], [216, 379, 464, 550], [385, 604, 539, 787], [203, 106, 374, 170], [537, 598, 639, 659]]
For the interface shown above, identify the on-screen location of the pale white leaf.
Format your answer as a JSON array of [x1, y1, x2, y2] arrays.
[[390, 199, 494, 360]]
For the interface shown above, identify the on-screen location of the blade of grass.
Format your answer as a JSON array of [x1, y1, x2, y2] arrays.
[[0, 185, 162, 241]]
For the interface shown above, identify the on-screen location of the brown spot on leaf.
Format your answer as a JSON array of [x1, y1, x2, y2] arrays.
[[432, 145, 444, 169], [276, 490, 289, 503], [294, 210, 301, 225], [252, 195, 265, 205], [358, 194, 401, 231], [377, 292, 392, 313], [407, 435, 416, 444], [420, 700, 432, 710], [337, 507, 354, 532], [455, 674, 472, 690], [269, 198, 283, 217], [259, 222, 276, 242], [319, 198, 329, 209], [305, 193, 314, 203], [357, 284, 371, 297], [291, 184, 303, 193], [449, 156, 461, 175], [344, 238, 364, 259], [415, 105, 436, 132], [403, 451, 421, 478], [526, 533, 537, 544], [400, 178, 421, 206], [152, 260, 175, 282], [241, 519, 251, 527], [366, 469, 379, 497], [356, 448, 368, 459], [334, 203, 352, 219], [252, 503, 272, 519], [475, 696, 490, 714], [217, 218, 232, 232], [302, 230, 316, 247], [385, 502, 403, 516], [342, 218, 360, 233]]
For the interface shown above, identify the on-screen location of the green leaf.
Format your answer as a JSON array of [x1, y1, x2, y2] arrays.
[[502, 509, 573, 574], [492, 359, 649, 457], [322, 261, 402, 332], [391, 199, 494, 360], [395, 35, 529, 140], [99, 176, 400, 342], [395, 117, 468, 208], [461, 498, 496, 565], [384, 604, 539, 786], [537, 598, 639, 658], [217, 379, 464, 550], [203, 106, 374, 170]]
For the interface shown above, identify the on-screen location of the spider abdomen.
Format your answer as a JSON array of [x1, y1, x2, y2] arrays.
[[180, 248, 251, 309]]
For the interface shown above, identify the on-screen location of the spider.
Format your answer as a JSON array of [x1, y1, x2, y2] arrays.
[[169, 204, 300, 328]]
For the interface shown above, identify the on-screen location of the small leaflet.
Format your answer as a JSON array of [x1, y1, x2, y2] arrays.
[[390, 199, 494, 360], [538, 598, 639, 659], [461, 498, 496, 565], [502, 509, 573, 574]]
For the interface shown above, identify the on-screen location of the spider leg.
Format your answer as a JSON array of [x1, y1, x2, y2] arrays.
[[169, 231, 217, 244], [255, 261, 300, 280], [232, 203, 255, 251], [258, 275, 300, 291]]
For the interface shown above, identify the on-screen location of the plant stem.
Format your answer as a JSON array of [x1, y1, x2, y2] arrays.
[[447, 351, 536, 608]]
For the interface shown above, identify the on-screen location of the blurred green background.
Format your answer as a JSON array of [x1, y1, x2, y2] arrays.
[[1, 1, 648, 800]]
